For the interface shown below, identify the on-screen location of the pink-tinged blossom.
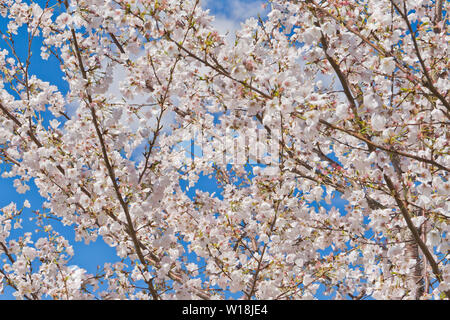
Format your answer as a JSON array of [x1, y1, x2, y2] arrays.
[[380, 57, 396, 74], [335, 103, 348, 120], [371, 114, 386, 131], [0, 0, 447, 301]]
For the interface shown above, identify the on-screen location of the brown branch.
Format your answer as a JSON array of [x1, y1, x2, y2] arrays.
[[434, 0, 444, 25], [0, 242, 15, 265], [391, 0, 450, 112], [319, 35, 358, 115], [308, 1, 450, 114], [69, 1, 213, 300], [319, 119, 449, 172], [245, 201, 281, 299], [0, 102, 93, 198], [0, 103, 42, 148], [68, 26, 160, 300], [169, 37, 272, 100], [0, 242, 39, 300], [383, 174, 449, 298], [138, 108, 164, 184]]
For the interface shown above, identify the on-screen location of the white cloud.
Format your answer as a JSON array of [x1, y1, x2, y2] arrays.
[[202, 0, 269, 44], [228, 0, 267, 21]]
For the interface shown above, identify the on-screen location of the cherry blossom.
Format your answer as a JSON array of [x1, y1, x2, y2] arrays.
[[0, 0, 448, 300]]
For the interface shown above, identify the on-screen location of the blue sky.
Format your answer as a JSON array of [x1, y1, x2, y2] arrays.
[[0, 0, 349, 300]]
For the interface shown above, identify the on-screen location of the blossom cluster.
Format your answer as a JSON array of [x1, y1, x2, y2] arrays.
[[0, 0, 448, 300]]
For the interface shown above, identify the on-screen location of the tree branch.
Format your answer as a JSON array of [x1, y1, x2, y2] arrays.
[[383, 174, 449, 298], [319, 119, 449, 172]]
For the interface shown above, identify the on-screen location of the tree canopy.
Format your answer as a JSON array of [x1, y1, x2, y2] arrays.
[[0, 0, 449, 300]]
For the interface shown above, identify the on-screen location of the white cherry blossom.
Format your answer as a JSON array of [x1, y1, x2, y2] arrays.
[[0, 0, 448, 301]]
